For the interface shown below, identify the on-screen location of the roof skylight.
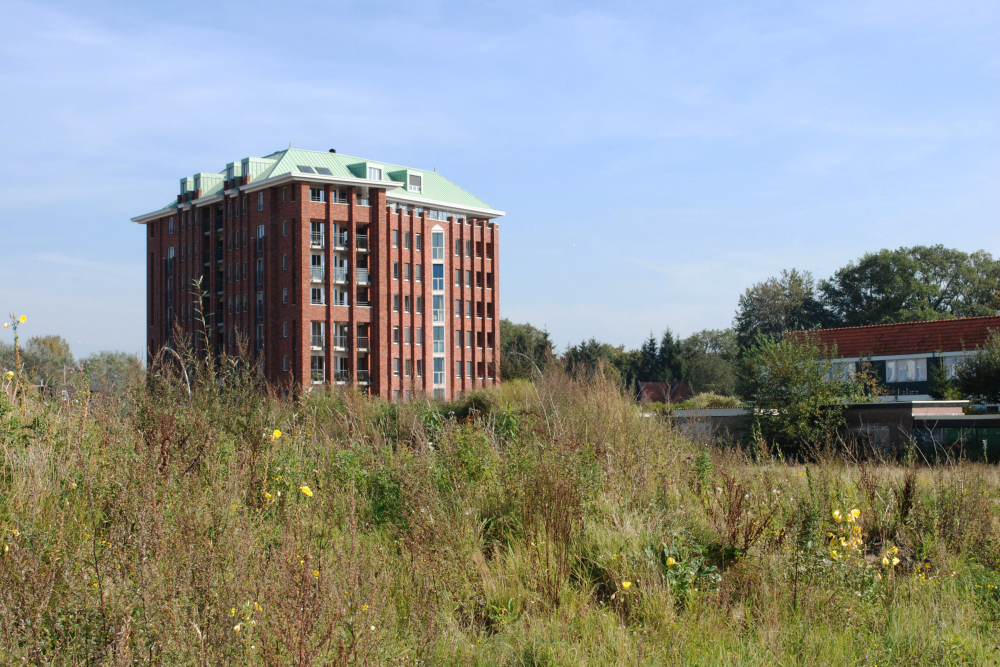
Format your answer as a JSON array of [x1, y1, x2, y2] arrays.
[[297, 166, 315, 173], [316, 167, 332, 175]]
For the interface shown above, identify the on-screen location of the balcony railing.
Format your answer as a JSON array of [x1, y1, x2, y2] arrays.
[[357, 197, 369, 207], [356, 369, 370, 384], [203, 219, 211, 234], [333, 335, 348, 350], [355, 234, 369, 252], [202, 250, 210, 265], [357, 299, 371, 307], [311, 370, 325, 384], [334, 370, 349, 383], [215, 247, 223, 262], [332, 267, 347, 284], [311, 334, 325, 349], [310, 267, 325, 283], [356, 268, 370, 285], [332, 232, 347, 249], [357, 336, 369, 350], [310, 232, 325, 249]]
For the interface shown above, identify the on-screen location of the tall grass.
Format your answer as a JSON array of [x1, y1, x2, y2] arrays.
[[1, 355, 998, 665]]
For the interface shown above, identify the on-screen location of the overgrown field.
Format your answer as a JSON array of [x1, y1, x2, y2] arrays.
[[2, 365, 999, 666]]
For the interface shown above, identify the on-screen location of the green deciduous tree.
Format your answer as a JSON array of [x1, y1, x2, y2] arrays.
[[819, 245, 1000, 326], [19, 335, 75, 385], [499, 319, 553, 381], [734, 269, 832, 350], [80, 351, 142, 388], [738, 334, 873, 455], [682, 328, 738, 395], [955, 329, 1000, 404]]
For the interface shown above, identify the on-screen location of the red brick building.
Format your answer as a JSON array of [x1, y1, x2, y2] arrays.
[[132, 148, 504, 400]]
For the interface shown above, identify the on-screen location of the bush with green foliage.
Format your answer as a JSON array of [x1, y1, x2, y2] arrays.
[[498, 318, 553, 381], [956, 328, 1000, 404]]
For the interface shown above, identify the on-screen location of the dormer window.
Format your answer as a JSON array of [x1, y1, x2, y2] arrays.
[[181, 181, 187, 195], [194, 176, 201, 191], [227, 166, 233, 180], [408, 174, 422, 193], [298, 166, 315, 174], [368, 166, 382, 180], [316, 167, 332, 175]]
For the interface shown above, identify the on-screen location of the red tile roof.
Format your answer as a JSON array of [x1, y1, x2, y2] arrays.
[[638, 381, 692, 403], [787, 316, 1000, 358]]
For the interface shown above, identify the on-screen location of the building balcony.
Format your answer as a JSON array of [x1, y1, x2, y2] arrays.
[[332, 232, 348, 250], [357, 336, 369, 351], [333, 335, 348, 351], [356, 268, 370, 285], [357, 197, 369, 207], [311, 370, 325, 384], [310, 232, 325, 249], [215, 247, 223, 263], [334, 370, 349, 384], [311, 334, 325, 350], [356, 369, 370, 384], [355, 234, 369, 252], [310, 267, 325, 283], [332, 268, 348, 284]]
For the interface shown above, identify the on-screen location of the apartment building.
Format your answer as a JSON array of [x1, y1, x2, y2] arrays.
[[132, 148, 503, 400]]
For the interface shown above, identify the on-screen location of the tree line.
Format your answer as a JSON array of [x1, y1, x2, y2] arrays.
[[501, 244, 1000, 397], [0, 335, 140, 388]]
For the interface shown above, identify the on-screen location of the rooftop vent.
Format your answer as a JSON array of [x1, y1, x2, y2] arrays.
[[329, 149, 336, 153]]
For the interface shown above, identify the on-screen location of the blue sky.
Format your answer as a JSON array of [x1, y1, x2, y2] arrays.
[[0, 0, 997, 357]]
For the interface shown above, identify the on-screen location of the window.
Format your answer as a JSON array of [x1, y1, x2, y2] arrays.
[[466, 300, 472, 318], [228, 297, 232, 315], [487, 302, 494, 319], [311, 287, 325, 305], [227, 234, 232, 252], [432, 232, 444, 260], [283, 321, 288, 337], [257, 193, 264, 211], [404, 232, 411, 249], [433, 357, 444, 385], [477, 332, 484, 348], [282, 255, 287, 270], [942, 356, 961, 379], [466, 331, 473, 349], [393, 327, 400, 344], [433, 295, 445, 322], [454, 239, 461, 256], [886, 358, 927, 383], [465, 240, 472, 257], [283, 355, 289, 372], [404, 263, 411, 281], [416, 359, 423, 377], [168, 218, 174, 235], [368, 166, 382, 180], [392, 230, 399, 248], [283, 288, 288, 304], [404, 295, 411, 313], [415, 296, 423, 314], [486, 243, 493, 260], [408, 174, 421, 192], [243, 295, 247, 312], [227, 265, 232, 282], [455, 269, 461, 286], [393, 358, 400, 376], [455, 330, 461, 348], [486, 272, 493, 289], [258, 225, 265, 239], [455, 300, 462, 318], [405, 327, 411, 345], [297, 165, 315, 174], [256, 258, 263, 285], [466, 270, 472, 288], [433, 326, 444, 353], [393, 294, 400, 312], [487, 332, 494, 349], [467, 361, 473, 379], [242, 262, 247, 281], [392, 262, 399, 280], [455, 361, 462, 378], [415, 264, 423, 283], [282, 187, 287, 203], [416, 327, 423, 346], [282, 221, 287, 237], [405, 358, 412, 377], [432, 264, 444, 291], [310, 188, 325, 203], [478, 362, 485, 379], [415, 233, 422, 251], [227, 201, 232, 219]]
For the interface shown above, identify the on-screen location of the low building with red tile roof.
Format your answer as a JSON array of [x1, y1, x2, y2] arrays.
[[787, 316, 1000, 401]]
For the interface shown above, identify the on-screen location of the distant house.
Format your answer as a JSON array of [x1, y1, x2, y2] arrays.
[[638, 380, 692, 404], [788, 316, 1000, 401]]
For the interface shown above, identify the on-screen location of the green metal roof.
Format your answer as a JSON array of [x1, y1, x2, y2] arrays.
[[256, 148, 497, 212]]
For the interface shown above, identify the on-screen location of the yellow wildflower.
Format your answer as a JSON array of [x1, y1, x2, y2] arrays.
[[18, 316, 26, 323], [832, 510, 843, 523], [2, 323, 7, 329], [362, 604, 369, 611], [830, 550, 839, 561], [847, 508, 860, 523], [299, 486, 313, 497], [882, 556, 890, 566], [621, 581, 631, 589], [313, 570, 319, 579], [234, 624, 241, 632], [230, 608, 236, 616], [264, 492, 272, 500], [270, 430, 281, 440], [892, 557, 900, 567], [4, 371, 12, 379], [666, 557, 677, 567]]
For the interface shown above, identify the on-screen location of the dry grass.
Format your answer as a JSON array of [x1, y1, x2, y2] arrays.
[[1, 357, 999, 665]]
